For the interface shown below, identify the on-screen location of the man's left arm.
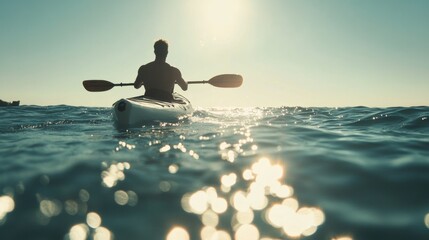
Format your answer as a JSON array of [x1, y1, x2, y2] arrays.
[[175, 68, 188, 91]]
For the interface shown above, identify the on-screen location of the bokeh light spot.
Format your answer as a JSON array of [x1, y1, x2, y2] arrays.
[[114, 190, 129, 206], [221, 173, 237, 188], [425, 213, 429, 228], [0, 195, 15, 221], [86, 212, 102, 228], [65, 200, 79, 215], [235, 224, 259, 240], [127, 191, 138, 206], [166, 226, 190, 240], [101, 162, 129, 188], [159, 181, 172, 192], [79, 189, 90, 202], [168, 164, 179, 174], [332, 237, 353, 240], [40, 199, 62, 218], [68, 224, 89, 240], [93, 226, 112, 240], [189, 191, 209, 214], [202, 210, 219, 227], [159, 144, 171, 153], [211, 197, 228, 214]]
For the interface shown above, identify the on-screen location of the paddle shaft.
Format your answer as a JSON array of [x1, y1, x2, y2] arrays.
[[83, 74, 242, 92], [188, 81, 207, 84], [113, 81, 209, 87], [109, 80, 221, 86], [115, 83, 134, 87], [116, 81, 205, 86]]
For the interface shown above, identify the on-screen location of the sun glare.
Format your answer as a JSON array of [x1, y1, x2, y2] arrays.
[[192, 0, 248, 44]]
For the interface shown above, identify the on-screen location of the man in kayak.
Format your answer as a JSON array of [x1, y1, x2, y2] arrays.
[[134, 39, 188, 102]]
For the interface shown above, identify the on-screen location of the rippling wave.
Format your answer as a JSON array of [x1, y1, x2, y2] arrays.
[[0, 106, 428, 239]]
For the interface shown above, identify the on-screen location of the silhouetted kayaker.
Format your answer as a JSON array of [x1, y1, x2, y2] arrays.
[[133, 39, 188, 102]]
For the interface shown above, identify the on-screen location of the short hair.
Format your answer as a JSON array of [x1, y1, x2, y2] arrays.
[[154, 39, 168, 56]]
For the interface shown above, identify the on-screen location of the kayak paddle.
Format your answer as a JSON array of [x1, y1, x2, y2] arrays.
[[188, 74, 243, 88], [82, 80, 133, 92], [83, 74, 243, 92]]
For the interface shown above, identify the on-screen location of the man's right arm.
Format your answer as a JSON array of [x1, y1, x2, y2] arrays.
[[134, 66, 144, 89]]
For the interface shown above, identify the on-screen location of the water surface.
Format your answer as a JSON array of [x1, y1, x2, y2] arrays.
[[0, 106, 428, 239]]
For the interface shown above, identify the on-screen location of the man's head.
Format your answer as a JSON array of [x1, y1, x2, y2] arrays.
[[154, 39, 168, 59]]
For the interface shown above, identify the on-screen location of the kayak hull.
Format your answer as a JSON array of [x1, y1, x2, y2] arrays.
[[112, 93, 193, 127]]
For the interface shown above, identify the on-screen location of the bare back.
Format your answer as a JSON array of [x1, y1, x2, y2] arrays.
[[138, 61, 177, 92], [134, 61, 187, 101]]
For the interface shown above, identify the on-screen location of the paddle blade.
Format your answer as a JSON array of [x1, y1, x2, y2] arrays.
[[208, 74, 243, 88], [83, 80, 115, 92]]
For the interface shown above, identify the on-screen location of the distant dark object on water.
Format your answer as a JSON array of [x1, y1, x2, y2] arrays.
[[0, 99, 20, 106]]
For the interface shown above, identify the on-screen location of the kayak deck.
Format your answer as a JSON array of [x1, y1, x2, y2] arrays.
[[112, 93, 193, 127]]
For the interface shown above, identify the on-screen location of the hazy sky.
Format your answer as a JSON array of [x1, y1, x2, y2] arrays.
[[1, 0, 428, 107]]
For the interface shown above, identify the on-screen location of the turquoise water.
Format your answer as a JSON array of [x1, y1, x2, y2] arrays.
[[0, 106, 428, 240]]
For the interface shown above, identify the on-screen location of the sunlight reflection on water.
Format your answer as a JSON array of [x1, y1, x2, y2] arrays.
[[64, 211, 113, 240], [1, 106, 429, 239], [425, 213, 429, 229], [180, 157, 325, 239], [0, 195, 15, 223], [166, 226, 190, 240], [332, 237, 353, 240], [101, 161, 130, 188]]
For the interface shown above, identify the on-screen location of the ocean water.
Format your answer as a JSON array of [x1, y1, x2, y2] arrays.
[[0, 105, 428, 240]]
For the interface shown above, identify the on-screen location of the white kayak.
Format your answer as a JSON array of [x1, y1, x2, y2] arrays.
[[112, 93, 193, 127]]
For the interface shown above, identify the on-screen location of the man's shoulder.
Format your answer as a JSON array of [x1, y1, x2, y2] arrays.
[[138, 61, 155, 72], [141, 61, 156, 67], [169, 65, 181, 74], [138, 63, 147, 70]]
